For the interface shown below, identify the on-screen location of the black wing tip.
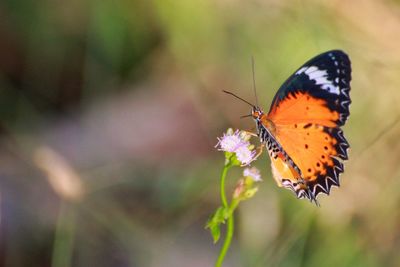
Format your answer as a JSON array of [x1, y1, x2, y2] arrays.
[[321, 49, 350, 58]]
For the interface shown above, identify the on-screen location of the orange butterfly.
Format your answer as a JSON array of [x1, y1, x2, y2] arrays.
[[228, 50, 351, 204]]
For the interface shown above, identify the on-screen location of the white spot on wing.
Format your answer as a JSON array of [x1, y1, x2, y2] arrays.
[[304, 66, 318, 74], [296, 65, 340, 95], [308, 69, 327, 80], [296, 67, 307, 75], [321, 84, 340, 94]]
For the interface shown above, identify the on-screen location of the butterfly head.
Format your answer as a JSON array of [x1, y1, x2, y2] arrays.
[[252, 106, 276, 133], [251, 106, 263, 121]]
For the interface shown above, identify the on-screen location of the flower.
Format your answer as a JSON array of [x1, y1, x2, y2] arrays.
[[216, 129, 245, 152], [233, 179, 245, 199], [216, 129, 256, 165], [235, 145, 256, 166], [243, 167, 262, 182]]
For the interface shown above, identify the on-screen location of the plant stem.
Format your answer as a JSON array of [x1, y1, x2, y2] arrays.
[[52, 201, 76, 267], [215, 160, 236, 267], [220, 164, 230, 208], [215, 213, 234, 267]]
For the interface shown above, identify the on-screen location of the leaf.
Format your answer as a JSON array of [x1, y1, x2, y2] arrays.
[[209, 223, 221, 243], [205, 206, 229, 243]]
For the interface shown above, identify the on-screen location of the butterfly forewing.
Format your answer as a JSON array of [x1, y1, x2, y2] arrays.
[[265, 50, 351, 201], [269, 50, 351, 126]]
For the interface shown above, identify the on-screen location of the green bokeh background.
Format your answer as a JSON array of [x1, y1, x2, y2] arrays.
[[1, 0, 400, 266]]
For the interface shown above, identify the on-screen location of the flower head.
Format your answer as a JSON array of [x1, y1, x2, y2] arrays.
[[216, 129, 245, 153], [243, 167, 262, 182], [235, 145, 256, 166], [216, 129, 256, 165]]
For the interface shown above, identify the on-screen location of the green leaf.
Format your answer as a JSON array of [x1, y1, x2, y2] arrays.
[[210, 223, 221, 243], [205, 206, 229, 243]]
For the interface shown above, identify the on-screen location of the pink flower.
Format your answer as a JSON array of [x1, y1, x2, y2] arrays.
[[235, 145, 256, 166], [216, 129, 256, 165], [216, 129, 245, 152], [243, 167, 262, 182]]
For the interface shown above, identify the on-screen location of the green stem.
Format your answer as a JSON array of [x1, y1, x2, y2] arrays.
[[215, 213, 234, 267], [215, 160, 237, 267], [220, 163, 230, 208], [52, 201, 76, 267]]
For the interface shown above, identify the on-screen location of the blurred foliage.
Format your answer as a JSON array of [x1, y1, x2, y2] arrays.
[[1, 0, 400, 267]]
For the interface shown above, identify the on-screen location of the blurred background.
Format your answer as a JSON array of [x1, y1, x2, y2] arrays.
[[1, 0, 400, 266]]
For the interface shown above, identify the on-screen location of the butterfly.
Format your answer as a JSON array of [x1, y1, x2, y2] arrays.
[[227, 50, 351, 205]]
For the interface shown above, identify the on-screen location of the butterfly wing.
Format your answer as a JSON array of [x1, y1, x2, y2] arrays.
[[267, 136, 318, 203], [269, 50, 351, 126], [267, 50, 351, 200]]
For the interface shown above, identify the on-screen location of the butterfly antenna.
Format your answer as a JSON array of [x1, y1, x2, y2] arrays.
[[222, 90, 254, 107], [240, 114, 252, 119], [252, 56, 259, 107]]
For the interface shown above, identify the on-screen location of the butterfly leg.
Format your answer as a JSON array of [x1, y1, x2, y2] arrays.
[[242, 130, 258, 137], [252, 144, 264, 160]]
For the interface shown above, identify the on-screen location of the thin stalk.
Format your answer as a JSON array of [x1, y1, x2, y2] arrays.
[[215, 215, 234, 267], [220, 164, 230, 208], [51, 201, 76, 267], [215, 162, 237, 267]]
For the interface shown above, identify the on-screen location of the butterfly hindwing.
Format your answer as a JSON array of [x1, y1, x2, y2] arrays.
[[269, 119, 348, 198], [257, 122, 318, 203]]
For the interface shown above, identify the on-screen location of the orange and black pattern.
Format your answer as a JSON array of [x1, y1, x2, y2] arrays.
[[253, 50, 351, 204]]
